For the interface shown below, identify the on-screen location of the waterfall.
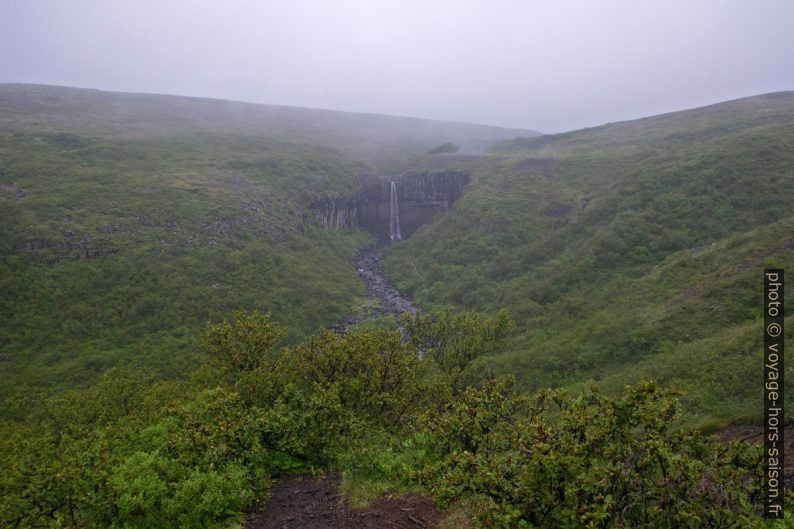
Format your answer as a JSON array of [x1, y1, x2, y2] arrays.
[[389, 180, 402, 241]]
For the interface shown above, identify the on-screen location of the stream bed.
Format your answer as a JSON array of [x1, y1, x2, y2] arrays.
[[332, 245, 416, 332]]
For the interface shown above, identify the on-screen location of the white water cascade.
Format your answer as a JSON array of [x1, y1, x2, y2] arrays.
[[389, 180, 402, 242]]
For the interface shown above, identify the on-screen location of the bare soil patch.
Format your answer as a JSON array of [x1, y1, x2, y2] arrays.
[[245, 474, 443, 529]]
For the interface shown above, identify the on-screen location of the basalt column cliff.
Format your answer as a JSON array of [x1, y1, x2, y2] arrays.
[[312, 170, 470, 242]]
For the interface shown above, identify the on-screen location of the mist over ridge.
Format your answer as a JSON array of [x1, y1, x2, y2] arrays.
[[1, 0, 792, 132]]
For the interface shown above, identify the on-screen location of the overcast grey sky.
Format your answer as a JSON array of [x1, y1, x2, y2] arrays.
[[1, 0, 792, 132]]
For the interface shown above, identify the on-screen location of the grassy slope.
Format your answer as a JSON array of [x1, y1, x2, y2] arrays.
[[0, 83, 534, 401], [383, 92, 794, 425]]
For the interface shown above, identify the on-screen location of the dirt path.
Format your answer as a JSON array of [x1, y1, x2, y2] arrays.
[[333, 245, 417, 332], [245, 474, 443, 529]]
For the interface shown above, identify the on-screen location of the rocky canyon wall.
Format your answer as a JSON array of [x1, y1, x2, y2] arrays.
[[311, 170, 469, 242]]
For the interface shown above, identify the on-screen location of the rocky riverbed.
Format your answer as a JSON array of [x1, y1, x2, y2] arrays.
[[332, 245, 416, 332]]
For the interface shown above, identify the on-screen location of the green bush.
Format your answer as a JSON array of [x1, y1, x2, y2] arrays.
[[240, 328, 428, 463], [420, 379, 764, 528], [0, 309, 777, 528]]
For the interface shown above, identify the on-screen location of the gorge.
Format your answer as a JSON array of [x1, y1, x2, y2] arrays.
[[317, 169, 469, 331]]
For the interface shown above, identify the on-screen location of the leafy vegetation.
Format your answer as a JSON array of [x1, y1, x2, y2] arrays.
[[1, 309, 782, 528]]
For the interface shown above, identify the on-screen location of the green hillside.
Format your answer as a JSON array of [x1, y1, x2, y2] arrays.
[[0, 84, 532, 401], [383, 92, 794, 425], [0, 84, 790, 529]]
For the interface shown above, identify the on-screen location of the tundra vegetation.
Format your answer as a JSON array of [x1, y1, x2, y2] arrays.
[[384, 92, 794, 427], [0, 85, 792, 527]]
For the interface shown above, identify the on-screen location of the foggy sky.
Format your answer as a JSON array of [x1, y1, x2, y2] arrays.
[[1, 0, 792, 132]]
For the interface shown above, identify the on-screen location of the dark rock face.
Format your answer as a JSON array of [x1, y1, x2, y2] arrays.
[[312, 197, 359, 230], [311, 170, 469, 242]]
